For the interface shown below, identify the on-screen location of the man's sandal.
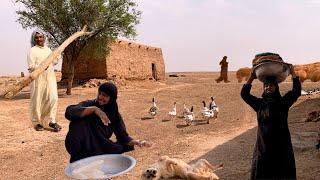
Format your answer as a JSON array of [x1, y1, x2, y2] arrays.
[[34, 124, 44, 131], [49, 122, 62, 132]]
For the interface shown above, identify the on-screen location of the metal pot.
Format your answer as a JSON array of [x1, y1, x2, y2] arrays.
[[253, 61, 290, 83]]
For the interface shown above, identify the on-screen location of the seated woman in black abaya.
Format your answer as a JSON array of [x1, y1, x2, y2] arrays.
[[65, 82, 150, 163]]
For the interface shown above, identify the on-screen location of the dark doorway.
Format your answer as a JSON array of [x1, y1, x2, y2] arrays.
[[152, 63, 157, 80]]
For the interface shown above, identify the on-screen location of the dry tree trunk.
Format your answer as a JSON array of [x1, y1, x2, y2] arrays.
[[66, 59, 75, 95], [0, 25, 92, 99]]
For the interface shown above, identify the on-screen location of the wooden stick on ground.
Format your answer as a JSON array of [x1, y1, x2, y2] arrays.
[[0, 25, 92, 99]]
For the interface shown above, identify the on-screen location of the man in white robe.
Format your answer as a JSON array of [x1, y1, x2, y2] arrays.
[[27, 30, 61, 132]]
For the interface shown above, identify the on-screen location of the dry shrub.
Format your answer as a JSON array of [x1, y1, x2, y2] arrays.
[[310, 70, 320, 82], [295, 70, 307, 82], [306, 65, 320, 79], [294, 65, 307, 71], [294, 63, 320, 81], [236, 67, 251, 83]]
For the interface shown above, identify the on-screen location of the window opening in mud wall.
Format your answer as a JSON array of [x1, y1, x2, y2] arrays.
[[152, 63, 157, 80]]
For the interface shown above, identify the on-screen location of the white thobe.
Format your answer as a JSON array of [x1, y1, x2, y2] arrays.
[[27, 45, 58, 125]]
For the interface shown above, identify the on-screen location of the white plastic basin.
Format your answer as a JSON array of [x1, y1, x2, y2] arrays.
[[253, 61, 290, 83], [65, 154, 136, 180]]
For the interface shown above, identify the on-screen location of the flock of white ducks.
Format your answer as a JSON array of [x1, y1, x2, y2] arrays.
[[148, 97, 218, 126]]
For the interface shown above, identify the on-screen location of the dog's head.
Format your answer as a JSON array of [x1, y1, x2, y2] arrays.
[[141, 156, 170, 180], [141, 167, 160, 180]]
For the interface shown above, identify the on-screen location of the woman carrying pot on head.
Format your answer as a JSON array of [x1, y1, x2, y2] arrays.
[[241, 60, 301, 179]]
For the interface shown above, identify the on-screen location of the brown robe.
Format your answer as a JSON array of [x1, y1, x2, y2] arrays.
[[216, 58, 230, 83]]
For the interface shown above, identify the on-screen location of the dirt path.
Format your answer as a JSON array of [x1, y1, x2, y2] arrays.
[[0, 72, 319, 180]]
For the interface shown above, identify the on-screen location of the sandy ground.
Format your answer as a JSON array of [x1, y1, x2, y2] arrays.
[[0, 72, 319, 180]]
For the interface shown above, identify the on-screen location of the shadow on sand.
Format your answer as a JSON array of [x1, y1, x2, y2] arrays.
[[176, 124, 189, 128], [190, 97, 320, 180], [141, 117, 154, 121], [162, 119, 171, 122], [191, 127, 256, 180], [175, 119, 209, 128]]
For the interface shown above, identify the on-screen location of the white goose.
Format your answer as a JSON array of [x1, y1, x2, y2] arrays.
[[209, 96, 219, 118], [149, 97, 158, 118], [201, 100, 214, 124], [168, 102, 177, 120], [185, 106, 195, 126], [202, 101, 210, 112], [183, 103, 191, 117]]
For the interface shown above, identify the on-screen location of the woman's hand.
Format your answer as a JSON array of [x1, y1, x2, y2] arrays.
[[288, 64, 296, 77], [94, 107, 110, 126], [246, 70, 257, 84], [128, 139, 152, 147]]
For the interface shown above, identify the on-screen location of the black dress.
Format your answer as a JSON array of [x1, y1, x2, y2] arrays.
[[65, 100, 134, 163], [241, 77, 301, 180]]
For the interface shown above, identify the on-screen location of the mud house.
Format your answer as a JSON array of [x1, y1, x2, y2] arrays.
[[61, 39, 166, 82]]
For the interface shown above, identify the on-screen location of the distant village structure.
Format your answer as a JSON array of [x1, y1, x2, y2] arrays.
[[61, 39, 166, 82]]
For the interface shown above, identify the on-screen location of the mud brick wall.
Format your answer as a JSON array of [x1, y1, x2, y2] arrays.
[[61, 39, 165, 81], [106, 40, 165, 80]]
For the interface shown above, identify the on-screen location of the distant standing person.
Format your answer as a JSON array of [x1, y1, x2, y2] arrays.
[[215, 56, 230, 83], [27, 30, 61, 132]]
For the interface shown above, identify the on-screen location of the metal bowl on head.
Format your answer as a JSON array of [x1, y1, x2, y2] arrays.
[[253, 61, 290, 83], [65, 154, 136, 180]]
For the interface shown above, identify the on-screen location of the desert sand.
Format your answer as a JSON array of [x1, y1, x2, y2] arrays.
[[0, 72, 319, 180]]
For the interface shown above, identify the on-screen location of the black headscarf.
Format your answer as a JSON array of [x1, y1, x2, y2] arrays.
[[98, 82, 118, 100], [262, 76, 281, 100], [260, 76, 282, 119], [96, 82, 120, 123]]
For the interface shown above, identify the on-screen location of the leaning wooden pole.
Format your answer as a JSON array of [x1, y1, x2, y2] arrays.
[[0, 25, 92, 99]]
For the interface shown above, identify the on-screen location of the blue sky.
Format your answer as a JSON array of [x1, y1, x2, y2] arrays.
[[1, 0, 320, 75]]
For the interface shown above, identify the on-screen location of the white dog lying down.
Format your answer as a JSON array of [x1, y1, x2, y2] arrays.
[[141, 156, 223, 180]]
